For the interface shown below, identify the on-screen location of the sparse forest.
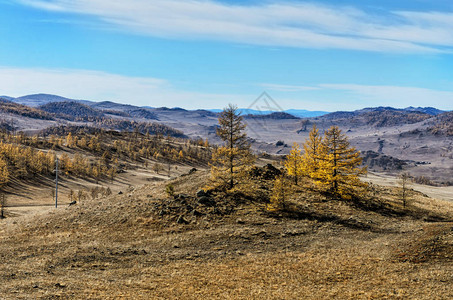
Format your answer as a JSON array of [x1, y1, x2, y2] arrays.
[[208, 106, 369, 211], [0, 127, 211, 192]]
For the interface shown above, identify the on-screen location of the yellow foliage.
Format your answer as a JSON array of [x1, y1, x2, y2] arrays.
[[267, 175, 291, 211], [210, 146, 254, 189], [210, 104, 255, 190], [316, 126, 367, 198], [301, 124, 325, 181], [285, 143, 304, 185], [0, 157, 9, 186]]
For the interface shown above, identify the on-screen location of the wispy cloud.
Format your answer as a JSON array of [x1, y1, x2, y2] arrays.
[[15, 0, 453, 53], [0, 67, 252, 108], [2, 67, 452, 110]]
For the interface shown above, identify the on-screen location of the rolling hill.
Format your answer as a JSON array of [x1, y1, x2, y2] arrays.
[[0, 93, 451, 184], [39, 101, 105, 121]]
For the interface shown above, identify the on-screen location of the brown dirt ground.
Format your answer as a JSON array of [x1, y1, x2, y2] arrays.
[[0, 170, 452, 299], [364, 172, 453, 202]]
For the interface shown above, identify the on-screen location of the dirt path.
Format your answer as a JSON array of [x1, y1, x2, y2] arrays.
[[364, 172, 453, 202]]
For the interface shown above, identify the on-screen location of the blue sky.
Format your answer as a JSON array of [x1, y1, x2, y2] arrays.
[[0, 0, 452, 111]]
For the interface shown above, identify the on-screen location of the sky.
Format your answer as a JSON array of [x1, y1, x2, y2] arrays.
[[0, 0, 452, 111]]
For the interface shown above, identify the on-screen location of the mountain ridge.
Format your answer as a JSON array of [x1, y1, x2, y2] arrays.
[[3, 93, 449, 118]]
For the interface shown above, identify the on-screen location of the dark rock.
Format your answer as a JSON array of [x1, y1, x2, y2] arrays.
[[118, 191, 123, 195], [198, 196, 215, 206], [250, 164, 281, 180], [196, 189, 208, 198], [176, 216, 188, 224], [188, 168, 197, 174], [68, 201, 77, 206], [175, 194, 189, 200], [192, 210, 204, 216]]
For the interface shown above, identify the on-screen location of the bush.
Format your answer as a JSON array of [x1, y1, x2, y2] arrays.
[[165, 184, 175, 198]]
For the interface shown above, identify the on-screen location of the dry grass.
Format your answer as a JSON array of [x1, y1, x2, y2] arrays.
[[0, 170, 452, 299]]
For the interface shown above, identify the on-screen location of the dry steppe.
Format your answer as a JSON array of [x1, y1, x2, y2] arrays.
[[1, 169, 452, 299]]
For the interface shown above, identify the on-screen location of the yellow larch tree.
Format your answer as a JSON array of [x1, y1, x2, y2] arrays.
[[210, 104, 255, 190], [267, 175, 291, 211], [301, 124, 325, 181], [0, 157, 9, 187], [284, 143, 304, 185], [317, 126, 367, 198]]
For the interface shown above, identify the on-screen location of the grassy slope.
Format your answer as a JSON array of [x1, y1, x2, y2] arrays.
[[0, 170, 452, 299]]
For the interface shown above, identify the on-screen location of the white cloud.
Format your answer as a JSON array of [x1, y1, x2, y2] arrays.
[[320, 84, 453, 110], [0, 67, 252, 108], [1, 67, 452, 111], [16, 0, 453, 53]]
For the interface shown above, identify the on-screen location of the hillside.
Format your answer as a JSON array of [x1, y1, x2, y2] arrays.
[[244, 111, 299, 119], [427, 111, 453, 136], [0, 100, 452, 298], [39, 101, 105, 121], [13, 94, 92, 107], [0, 169, 452, 298], [0, 128, 208, 211], [90, 101, 137, 111], [0, 94, 451, 184], [0, 99, 54, 120], [127, 108, 158, 120], [319, 107, 432, 127], [404, 106, 445, 115]]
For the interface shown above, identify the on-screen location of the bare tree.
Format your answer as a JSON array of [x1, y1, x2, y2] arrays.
[[399, 172, 411, 207], [0, 193, 6, 219], [152, 163, 163, 174]]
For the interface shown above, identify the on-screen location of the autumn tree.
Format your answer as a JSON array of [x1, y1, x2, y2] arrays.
[[267, 175, 291, 211], [66, 132, 76, 148], [301, 124, 325, 181], [285, 143, 304, 185], [0, 157, 9, 187], [210, 104, 254, 190], [317, 126, 367, 198]]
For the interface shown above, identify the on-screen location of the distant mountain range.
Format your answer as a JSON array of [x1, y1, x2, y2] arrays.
[[2, 94, 448, 119], [208, 108, 328, 118], [359, 106, 445, 116]]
